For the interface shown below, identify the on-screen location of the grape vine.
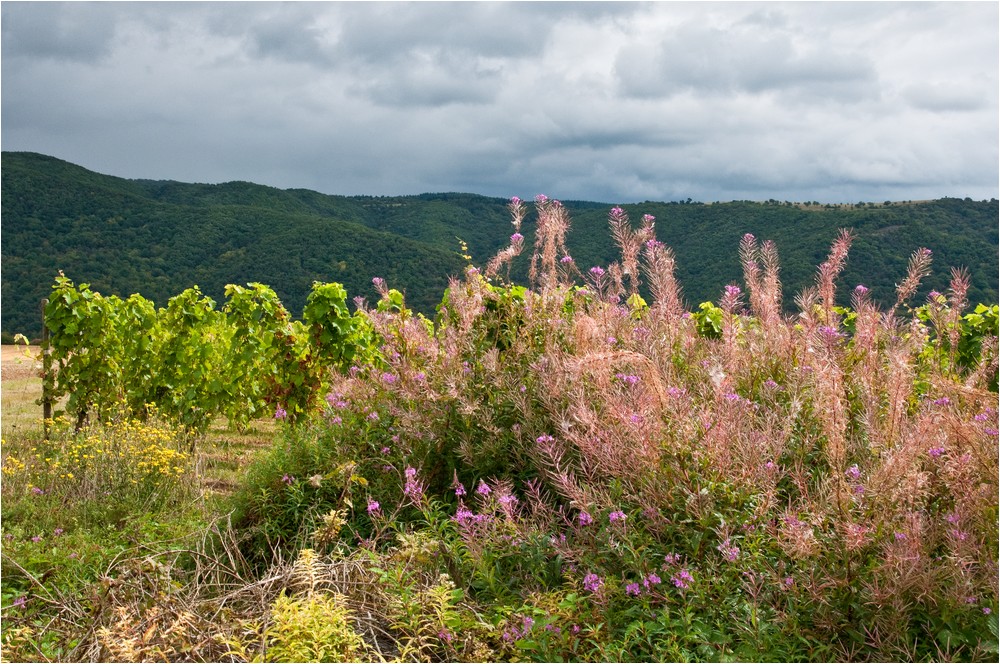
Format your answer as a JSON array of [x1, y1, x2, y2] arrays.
[[42, 275, 375, 435]]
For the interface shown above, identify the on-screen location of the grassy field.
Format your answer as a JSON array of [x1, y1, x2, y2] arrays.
[[1, 344, 274, 497]]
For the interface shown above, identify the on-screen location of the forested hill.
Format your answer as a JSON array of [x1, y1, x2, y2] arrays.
[[2, 151, 997, 338]]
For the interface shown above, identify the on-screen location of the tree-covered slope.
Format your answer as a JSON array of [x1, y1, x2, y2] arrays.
[[2, 151, 997, 338]]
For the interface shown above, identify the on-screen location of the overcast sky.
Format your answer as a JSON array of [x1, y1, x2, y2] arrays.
[[2, 1, 998, 203]]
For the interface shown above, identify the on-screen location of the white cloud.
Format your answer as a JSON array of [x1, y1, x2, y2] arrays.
[[1, 1, 996, 203]]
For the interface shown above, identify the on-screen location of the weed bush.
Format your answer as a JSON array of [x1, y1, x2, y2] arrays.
[[230, 197, 997, 661]]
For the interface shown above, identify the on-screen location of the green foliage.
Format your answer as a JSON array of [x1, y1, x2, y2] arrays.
[[41, 275, 373, 433], [692, 301, 724, 339]]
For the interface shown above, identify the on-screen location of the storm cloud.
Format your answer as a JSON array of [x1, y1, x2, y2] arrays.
[[2, 1, 997, 203]]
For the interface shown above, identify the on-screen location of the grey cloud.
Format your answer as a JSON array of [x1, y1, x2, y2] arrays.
[[615, 21, 878, 102], [902, 82, 992, 113], [1, 1, 119, 62], [351, 47, 504, 107]]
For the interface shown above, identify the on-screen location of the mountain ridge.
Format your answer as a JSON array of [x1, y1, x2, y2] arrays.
[[2, 151, 997, 338]]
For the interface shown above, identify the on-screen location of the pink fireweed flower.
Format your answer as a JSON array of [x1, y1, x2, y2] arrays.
[[625, 582, 642, 597], [31, 487, 44, 495], [932, 397, 950, 406], [583, 573, 603, 593], [616, 373, 640, 386], [664, 553, 681, 566], [381, 372, 397, 385], [281, 474, 294, 485], [12, 595, 26, 609], [589, 266, 606, 278], [476, 481, 491, 496], [671, 569, 693, 589], [510, 196, 522, 206], [536, 434, 555, 444], [928, 446, 946, 458], [854, 284, 869, 295], [717, 538, 740, 562], [845, 465, 861, 481], [560, 255, 573, 263], [367, 411, 380, 421], [498, 493, 518, 506], [53, 528, 64, 536], [535, 194, 549, 204], [643, 573, 661, 589], [724, 284, 741, 298], [609, 510, 627, 523], [454, 483, 466, 497], [367, 499, 381, 514], [578, 511, 593, 526], [642, 214, 655, 224], [610, 206, 626, 219], [511, 232, 524, 243], [274, 406, 287, 420]]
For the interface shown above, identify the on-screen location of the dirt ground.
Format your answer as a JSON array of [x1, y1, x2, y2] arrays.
[[1, 344, 41, 381]]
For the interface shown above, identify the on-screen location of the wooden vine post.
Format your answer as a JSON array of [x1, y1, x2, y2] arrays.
[[40, 298, 52, 439]]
